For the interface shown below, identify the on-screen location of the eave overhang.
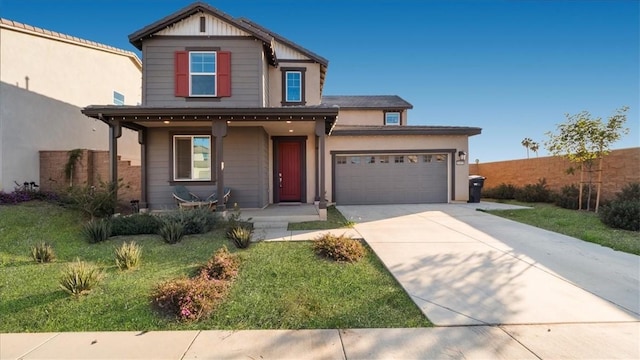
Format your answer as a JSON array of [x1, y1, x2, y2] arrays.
[[81, 105, 340, 135], [331, 126, 482, 137]]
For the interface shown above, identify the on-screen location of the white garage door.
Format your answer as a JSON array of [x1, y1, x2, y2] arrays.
[[334, 153, 449, 205]]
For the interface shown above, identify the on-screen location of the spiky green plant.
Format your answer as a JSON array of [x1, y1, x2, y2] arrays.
[[82, 219, 111, 243], [115, 241, 142, 270], [158, 220, 184, 244], [30, 242, 56, 263], [59, 259, 103, 296], [226, 225, 253, 249]]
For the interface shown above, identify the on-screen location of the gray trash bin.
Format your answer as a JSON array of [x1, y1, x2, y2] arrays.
[[468, 175, 486, 203]]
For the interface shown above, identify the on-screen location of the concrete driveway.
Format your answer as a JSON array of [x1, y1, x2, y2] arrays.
[[338, 203, 640, 326]]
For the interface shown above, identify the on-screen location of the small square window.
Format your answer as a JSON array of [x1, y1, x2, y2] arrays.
[[385, 112, 400, 126], [350, 156, 361, 165], [379, 156, 389, 164], [423, 155, 433, 163], [367, 156, 376, 164], [407, 155, 418, 163], [394, 156, 404, 163], [436, 154, 446, 162], [337, 156, 347, 165], [113, 91, 125, 105]]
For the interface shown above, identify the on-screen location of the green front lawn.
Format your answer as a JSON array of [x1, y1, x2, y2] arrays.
[[484, 201, 640, 255], [287, 205, 354, 230], [0, 201, 430, 332]]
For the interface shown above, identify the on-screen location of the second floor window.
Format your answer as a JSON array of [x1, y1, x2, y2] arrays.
[[385, 112, 401, 126], [286, 71, 301, 102], [113, 91, 125, 105], [281, 67, 306, 105], [190, 52, 216, 96], [175, 50, 231, 98]]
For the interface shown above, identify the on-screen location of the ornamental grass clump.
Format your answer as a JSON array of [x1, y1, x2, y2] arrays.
[[313, 233, 366, 263], [115, 241, 142, 271], [82, 219, 111, 243], [199, 246, 240, 281], [158, 219, 184, 244], [226, 225, 253, 249], [151, 277, 229, 322], [59, 259, 103, 296], [30, 241, 56, 263]]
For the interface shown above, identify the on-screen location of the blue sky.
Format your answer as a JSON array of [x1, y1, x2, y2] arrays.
[[1, 0, 638, 162]]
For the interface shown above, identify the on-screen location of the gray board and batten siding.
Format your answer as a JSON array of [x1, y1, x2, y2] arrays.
[[146, 126, 269, 210], [142, 37, 264, 107]]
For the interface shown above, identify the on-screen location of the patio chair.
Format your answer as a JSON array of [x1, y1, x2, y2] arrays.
[[206, 187, 231, 206], [172, 185, 204, 207]]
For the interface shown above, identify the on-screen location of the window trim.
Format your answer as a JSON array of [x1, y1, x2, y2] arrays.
[[189, 51, 217, 97], [281, 67, 306, 106], [171, 134, 213, 182], [384, 111, 402, 126]]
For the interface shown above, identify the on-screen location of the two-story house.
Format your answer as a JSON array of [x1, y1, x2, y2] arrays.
[[0, 18, 142, 192], [81, 1, 481, 211]]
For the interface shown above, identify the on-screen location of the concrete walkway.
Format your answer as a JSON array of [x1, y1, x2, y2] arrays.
[[2, 202, 639, 359]]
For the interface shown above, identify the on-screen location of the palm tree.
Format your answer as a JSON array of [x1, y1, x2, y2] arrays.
[[530, 141, 540, 157], [521, 138, 533, 158]]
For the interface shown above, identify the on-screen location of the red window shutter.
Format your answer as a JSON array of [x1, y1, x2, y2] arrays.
[[217, 51, 231, 97], [175, 51, 189, 97]]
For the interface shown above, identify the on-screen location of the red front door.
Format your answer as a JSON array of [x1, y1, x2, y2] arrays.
[[278, 141, 302, 202]]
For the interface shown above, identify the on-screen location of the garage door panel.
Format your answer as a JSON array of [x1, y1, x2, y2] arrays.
[[335, 154, 448, 205]]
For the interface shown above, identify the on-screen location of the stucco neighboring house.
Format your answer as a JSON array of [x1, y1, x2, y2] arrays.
[[81, 1, 481, 211], [0, 18, 142, 192]]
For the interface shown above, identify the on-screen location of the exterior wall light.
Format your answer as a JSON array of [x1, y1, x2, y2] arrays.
[[456, 150, 467, 165]]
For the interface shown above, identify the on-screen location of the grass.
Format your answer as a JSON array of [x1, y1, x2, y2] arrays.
[[287, 205, 355, 230], [0, 201, 430, 332], [484, 200, 640, 255]]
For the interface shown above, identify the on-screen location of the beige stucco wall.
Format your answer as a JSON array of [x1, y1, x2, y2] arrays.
[[325, 134, 470, 202], [335, 109, 410, 126], [0, 22, 142, 192], [267, 62, 322, 107]]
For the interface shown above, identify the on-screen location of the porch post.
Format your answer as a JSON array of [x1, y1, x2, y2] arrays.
[[109, 120, 121, 201], [138, 129, 147, 209], [315, 120, 327, 210], [212, 120, 228, 212]]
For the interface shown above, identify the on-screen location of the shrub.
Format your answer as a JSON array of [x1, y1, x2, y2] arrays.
[[63, 181, 118, 219], [82, 219, 112, 243], [200, 246, 240, 281], [599, 183, 640, 231], [514, 178, 553, 203], [160, 208, 219, 235], [111, 213, 162, 236], [482, 183, 518, 200], [151, 277, 229, 321], [312, 233, 366, 263], [225, 203, 253, 233], [0, 189, 59, 205], [59, 259, 103, 296], [554, 184, 580, 210], [31, 242, 56, 263], [115, 241, 142, 271], [158, 219, 184, 244], [226, 225, 253, 249]]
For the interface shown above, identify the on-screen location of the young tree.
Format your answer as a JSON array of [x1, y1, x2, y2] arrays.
[[545, 106, 629, 212]]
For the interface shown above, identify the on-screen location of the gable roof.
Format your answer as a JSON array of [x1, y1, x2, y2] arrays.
[[0, 18, 141, 69], [331, 125, 481, 136], [322, 95, 413, 110], [129, 1, 280, 64]]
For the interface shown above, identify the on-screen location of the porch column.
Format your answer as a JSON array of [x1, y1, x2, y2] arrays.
[[138, 129, 147, 208], [212, 120, 228, 212], [109, 120, 121, 201], [315, 120, 327, 210]]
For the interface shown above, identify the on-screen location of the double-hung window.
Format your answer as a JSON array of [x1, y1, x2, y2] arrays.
[[173, 135, 211, 181], [113, 91, 125, 105], [190, 52, 216, 96], [175, 50, 231, 98], [281, 67, 306, 105]]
